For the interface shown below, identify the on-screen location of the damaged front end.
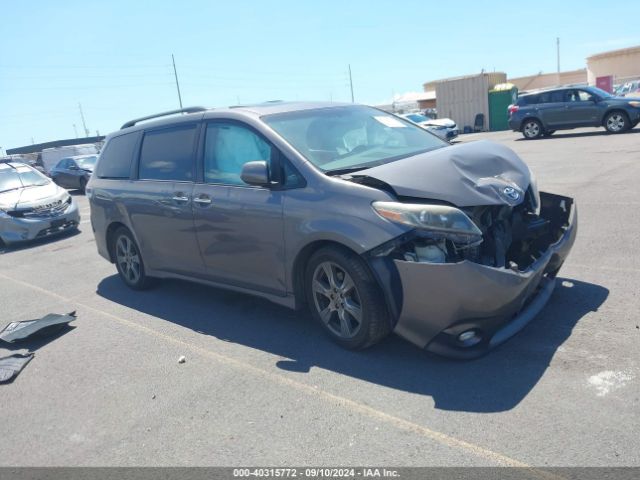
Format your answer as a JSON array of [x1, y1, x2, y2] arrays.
[[367, 189, 577, 359]]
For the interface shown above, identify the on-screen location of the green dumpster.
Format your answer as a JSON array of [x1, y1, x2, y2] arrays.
[[488, 83, 518, 131]]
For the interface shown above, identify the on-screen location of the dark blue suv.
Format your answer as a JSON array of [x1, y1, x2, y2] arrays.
[[508, 86, 640, 139]]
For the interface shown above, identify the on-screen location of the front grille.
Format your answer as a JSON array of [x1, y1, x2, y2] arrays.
[[7, 197, 71, 219]]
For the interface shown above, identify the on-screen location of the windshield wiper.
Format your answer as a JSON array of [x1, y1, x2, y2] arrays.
[[324, 166, 370, 176]]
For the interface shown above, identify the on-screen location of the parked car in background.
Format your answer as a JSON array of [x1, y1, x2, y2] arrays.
[[616, 80, 640, 97], [0, 161, 80, 245], [50, 154, 97, 192], [508, 86, 640, 139], [399, 113, 459, 140], [41, 144, 98, 173], [88, 102, 575, 359]]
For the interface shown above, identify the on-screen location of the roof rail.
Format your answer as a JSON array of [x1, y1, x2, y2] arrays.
[[120, 106, 207, 129]]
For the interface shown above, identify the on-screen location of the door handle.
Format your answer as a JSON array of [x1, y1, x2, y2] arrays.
[[193, 195, 212, 205], [172, 194, 190, 202]]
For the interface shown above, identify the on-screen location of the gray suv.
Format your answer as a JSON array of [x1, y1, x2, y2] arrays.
[[508, 86, 640, 139], [88, 103, 576, 359]]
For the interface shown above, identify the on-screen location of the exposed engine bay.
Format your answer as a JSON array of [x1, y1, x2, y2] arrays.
[[369, 190, 573, 273]]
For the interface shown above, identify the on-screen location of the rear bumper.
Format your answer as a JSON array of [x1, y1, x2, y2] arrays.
[[508, 118, 522, 131], [391, 194, 577, 359], [0, 200, 80, 245]]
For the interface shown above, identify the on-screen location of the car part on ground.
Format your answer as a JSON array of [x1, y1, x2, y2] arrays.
[[0, 353, 34, 384], [0, 162, 80, 245], [0, 311, 76, 343], [90, 102, 576, 359], [508, 86, 640, 139]]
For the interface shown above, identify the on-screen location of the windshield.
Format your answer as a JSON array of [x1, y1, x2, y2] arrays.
[[263, 105, 447, 173], [589, 87, 613, 98], [405, 113, 429, 123], [76, 155, 97, 168], [0, 165, 50, 193]]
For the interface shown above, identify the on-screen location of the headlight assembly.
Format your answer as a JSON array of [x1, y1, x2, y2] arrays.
[[372, 201, 483, 246]]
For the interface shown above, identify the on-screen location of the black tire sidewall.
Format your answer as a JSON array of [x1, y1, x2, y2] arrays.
[[304, 247, 389, 350]]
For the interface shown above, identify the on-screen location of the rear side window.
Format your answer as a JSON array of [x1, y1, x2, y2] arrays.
[[96, 132, 138, 179], [138, 125, 197, 181], [518, 95, 538, 105]]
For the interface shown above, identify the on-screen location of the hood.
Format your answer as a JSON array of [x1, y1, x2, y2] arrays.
[[356, 140, 531, 207], [0, 181, 68, 211], [423, 118, 456, 128]]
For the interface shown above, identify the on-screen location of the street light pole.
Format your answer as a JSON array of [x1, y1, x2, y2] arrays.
[[172, 54, 184, 109]]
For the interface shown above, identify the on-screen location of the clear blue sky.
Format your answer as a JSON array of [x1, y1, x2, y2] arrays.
[[1, 0, 639, 150]]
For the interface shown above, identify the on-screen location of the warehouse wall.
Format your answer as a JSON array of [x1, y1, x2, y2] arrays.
[[508, 69, 587, 91], [434, 73, 506, 132], [587, 46, 640, 85]]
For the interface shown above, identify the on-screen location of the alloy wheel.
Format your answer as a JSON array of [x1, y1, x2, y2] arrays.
[[523, 121, 540, 138], [606, 113, 626, 132], [115, 235, 141, 284], [311, 261, 363, 339]]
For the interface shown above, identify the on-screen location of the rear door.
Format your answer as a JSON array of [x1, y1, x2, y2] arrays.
[[127, 123, 204, 276], [536, 90, 566, 128], [191, 120, 286, 295]]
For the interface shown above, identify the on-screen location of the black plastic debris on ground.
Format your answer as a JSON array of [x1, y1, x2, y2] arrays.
[[0, 353, 34, 384], [0, 311, 76, 343]]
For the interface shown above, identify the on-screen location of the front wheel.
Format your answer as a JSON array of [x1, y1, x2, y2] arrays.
[[305, 246, 391, 350], [604, 111, 630, 133], [522, 119, 544, 139], [111, 227, 154, 290]]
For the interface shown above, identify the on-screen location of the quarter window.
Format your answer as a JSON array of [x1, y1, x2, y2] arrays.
[[96, 132, 139, 179], [203, 123, 272, 186], [138, 125, 197, 181]]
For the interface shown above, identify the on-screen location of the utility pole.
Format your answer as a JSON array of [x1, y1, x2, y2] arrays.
[[73, 124, 78, 138], [172, 54, 183, 109], [348, 64, 355, 103], [78, 103, 89, 137], [556, 37, 561, 83]]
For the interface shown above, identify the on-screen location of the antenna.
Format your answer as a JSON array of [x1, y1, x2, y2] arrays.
[[172, 54, 183, 109]]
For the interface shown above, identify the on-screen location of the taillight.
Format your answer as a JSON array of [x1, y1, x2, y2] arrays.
[[508, 104, 519, 115]]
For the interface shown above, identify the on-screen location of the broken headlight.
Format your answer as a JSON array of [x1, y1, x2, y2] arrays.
[[372, 201, 483, 246]]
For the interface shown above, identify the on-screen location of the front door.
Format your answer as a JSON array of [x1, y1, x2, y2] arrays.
[[562, 89, 601, 126], [192, 121, 286, 295]]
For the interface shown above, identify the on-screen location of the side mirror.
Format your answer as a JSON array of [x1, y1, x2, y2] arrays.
[[240, 161, 271, 187]]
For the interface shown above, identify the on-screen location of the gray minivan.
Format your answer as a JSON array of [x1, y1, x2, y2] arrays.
[[88, 102, 576, 359]]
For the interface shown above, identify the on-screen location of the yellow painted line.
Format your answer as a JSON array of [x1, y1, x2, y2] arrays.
[[0, 272, 564, 479]]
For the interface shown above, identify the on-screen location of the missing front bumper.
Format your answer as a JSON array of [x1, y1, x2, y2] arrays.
[[389, 193, 577, 359]]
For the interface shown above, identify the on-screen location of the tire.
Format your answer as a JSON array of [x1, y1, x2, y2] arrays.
[[111, 227, 154, 290], [604, 111, 630, 133], [544, 130, 556, 136], [522, 119, 544, 139], [305, 246, 391, 350], [78, 177, 87, 193]]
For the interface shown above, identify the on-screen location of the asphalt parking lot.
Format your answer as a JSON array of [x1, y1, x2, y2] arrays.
[[1, 127, 638, 467]]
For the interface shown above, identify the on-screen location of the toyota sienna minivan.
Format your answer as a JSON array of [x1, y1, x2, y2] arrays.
[[88, 102, 576, 358]]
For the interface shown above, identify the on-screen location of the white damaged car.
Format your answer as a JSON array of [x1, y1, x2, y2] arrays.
[[0, 161, 80, 246], [400, 113, 459, 140]]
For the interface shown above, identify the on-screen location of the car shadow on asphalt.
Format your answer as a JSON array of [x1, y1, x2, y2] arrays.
[[96, 275, 608, 413], [514, 128, 640, 141]]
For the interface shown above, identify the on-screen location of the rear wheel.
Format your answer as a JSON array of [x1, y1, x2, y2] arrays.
[[78, 177, 87, 193], [604, 111, 630, 133], [305, 246, 391, 350], [522, 119, 544, 139], [111, 227, 153, 290]]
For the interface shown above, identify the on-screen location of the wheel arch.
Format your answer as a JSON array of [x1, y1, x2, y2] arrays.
[[105, 221, 130, 263], [520, 116, 544, 131]]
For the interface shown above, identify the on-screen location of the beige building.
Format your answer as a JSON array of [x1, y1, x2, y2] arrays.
[[587, 45, 640, 85], [508, 69, 587, 91]]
